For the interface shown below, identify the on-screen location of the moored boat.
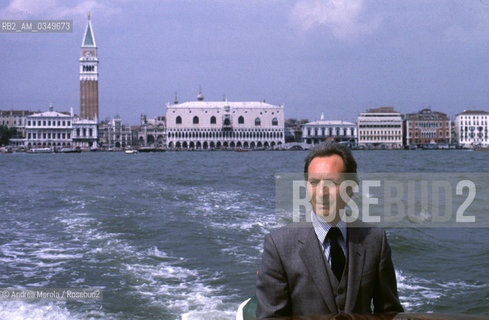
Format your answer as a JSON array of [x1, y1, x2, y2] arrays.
[[29, 147, 53, 153]]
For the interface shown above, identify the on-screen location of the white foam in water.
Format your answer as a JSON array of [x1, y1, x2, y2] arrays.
[[121, 247, 239, 319], [0, 230, 84, 287], [395, 269, 489, 310], [0, 191, 256, 319], [0, 301, 76, 320], [0, 301, 119, 320], [57, 207, 240, 319], [181, 310, 235, 320]]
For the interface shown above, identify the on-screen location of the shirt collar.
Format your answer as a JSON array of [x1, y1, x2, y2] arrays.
[[311, 211, 347, 243]]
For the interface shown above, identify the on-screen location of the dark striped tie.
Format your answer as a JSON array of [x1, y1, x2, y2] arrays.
[[328, 227, 345, 282]]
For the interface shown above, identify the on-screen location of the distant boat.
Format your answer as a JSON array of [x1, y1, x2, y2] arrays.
[[125, 149, 138, 154], [474, 146, 489, 151], [29, 147, 53, 153], [59, 147, 82, 153], [408, 144, 418, 150]]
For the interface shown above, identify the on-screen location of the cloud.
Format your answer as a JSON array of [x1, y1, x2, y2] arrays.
[[0, 0, 118, 19], [290, 0, 380, 39]]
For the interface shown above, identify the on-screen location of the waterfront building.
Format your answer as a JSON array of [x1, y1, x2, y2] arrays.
[[455, 110, 489, 148], [137, 114, 166, 147], [0, 110, 34, 139], [357, 107, 403, 149], [166, 93, 285, 150], [24, 107, 73, 148], [98, 115, 132, 149], [24, 106, 98, 149], [80, 13, 99, 121], [302, 113, 356, 147], [72, 118, 98, 149], [404, 108, 451, 146]]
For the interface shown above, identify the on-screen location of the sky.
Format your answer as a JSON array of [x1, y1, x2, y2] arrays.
[[1, 0, 489, 124]]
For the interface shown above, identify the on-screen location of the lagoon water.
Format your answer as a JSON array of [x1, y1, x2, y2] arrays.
[[0, 150, 488, 319]]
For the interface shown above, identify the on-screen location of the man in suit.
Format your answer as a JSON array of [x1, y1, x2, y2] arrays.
[[256, 143, 403, 318]]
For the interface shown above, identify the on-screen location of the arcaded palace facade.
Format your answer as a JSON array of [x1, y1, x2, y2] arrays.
[[166, 93, 285, 149]]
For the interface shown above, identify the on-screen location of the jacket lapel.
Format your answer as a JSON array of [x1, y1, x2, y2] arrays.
[[298, 227, 338, 313], [345, 227, 366, 312]]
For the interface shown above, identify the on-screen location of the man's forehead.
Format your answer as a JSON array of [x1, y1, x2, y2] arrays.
[[308, 155, 346, 173], [307, 172, 344, 180]]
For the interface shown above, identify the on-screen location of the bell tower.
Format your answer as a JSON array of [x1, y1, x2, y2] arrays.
[[80, 12, 99, 121]]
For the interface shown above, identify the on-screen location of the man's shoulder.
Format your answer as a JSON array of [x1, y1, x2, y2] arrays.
[[266, 223, 314, 243], [347, 221, 388, 244]]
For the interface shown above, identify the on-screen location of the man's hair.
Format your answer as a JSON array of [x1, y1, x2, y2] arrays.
[[303, 142, 358, 181]]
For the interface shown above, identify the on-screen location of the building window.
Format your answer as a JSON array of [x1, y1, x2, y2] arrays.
[[210, 116, 216, 124], [255, 118, 261, 126], [272, 118, 278, 126], [193, 116, 199, 124], [238, 116, 244, 124], [89, 128, 93, 136], [176, 116, 182, 124]]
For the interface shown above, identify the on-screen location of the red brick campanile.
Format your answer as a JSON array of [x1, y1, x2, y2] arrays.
[[80, 12, 99, 122]]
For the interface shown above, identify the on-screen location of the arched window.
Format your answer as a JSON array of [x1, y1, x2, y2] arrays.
[[238, 116, 244, 124], [176, 116, 182, 124], [272, 118, 278, 126], [255, 117, 261, 126], [193, 116, 199, 124], [210, 116, 216, 124], [224, 118, 230, 126]]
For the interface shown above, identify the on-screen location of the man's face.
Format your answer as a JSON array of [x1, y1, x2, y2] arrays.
[[307, 155, 349, 223]]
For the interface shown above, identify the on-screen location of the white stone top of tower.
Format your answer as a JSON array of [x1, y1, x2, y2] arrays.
[[81, 12, 96, 48]]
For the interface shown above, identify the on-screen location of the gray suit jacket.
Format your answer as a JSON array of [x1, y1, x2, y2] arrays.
[[256, 223, 403, 318]]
